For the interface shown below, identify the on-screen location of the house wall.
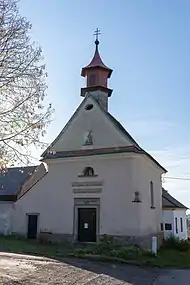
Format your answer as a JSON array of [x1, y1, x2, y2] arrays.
[[174, 209, 187, 240], [132, 156, 163, 235], [0, 202, 14, 235], [162, 209, 187, 240], [12, 154, 136, 237], [12, 152, 163, 242], [162, 210, 174, 239]]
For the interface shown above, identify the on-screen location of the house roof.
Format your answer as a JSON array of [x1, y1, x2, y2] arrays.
[[42, 145, 138, 160], [81, 42, 113, 78], [162, 188, 188, 209], [41, 95, 166, 173], [41, 95, 89, 157], [0, 166, 36, 196], [42, 144, 167, 173], [105, 112, 167, 172], [17, 163, 47, 199], [106, 112, 140, 147]]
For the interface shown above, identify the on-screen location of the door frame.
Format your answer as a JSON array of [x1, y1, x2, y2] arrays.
[[73, 198, 100, 242], [26, 213, 40, 239]]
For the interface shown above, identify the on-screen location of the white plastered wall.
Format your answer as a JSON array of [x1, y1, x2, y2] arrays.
[[162, 209, 187, 240], [132, 155, 163, 235], [0, 202, 14, 235], [12, 153, 150, 238]]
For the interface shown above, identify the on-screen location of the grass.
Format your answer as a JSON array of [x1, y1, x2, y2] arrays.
[[1, 235, 190, 268], [0, 235, 74, 258]]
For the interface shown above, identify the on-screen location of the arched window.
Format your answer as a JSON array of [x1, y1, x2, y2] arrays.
[[150, 181, 155, 208], [83, 167, 95, 177]]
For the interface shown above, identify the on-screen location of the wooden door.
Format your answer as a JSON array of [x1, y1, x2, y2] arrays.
[[78, 208, 96, 242], [27, 215, 38, 239]]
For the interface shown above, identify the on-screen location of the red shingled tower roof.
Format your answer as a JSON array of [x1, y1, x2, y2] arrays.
[[81, 38, 112, 78]]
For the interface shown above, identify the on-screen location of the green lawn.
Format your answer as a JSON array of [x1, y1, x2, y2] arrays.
[[1, 235, 190, 268], [0, 235, 74, 258]]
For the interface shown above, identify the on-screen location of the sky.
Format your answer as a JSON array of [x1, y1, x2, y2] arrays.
[[18, 0, 190, 209]]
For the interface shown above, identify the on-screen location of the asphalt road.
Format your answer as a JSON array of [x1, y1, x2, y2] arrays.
[[0, 252, 190, 284]]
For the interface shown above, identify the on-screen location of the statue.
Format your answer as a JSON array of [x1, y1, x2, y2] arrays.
[[84, 130, 93, 145]]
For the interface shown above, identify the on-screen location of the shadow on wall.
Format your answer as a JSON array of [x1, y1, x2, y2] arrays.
[[0, 206, 13, 235]]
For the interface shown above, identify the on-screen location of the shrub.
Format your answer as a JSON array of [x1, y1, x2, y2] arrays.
[[94, 235, 115, 254], [142, 250, 157, 258], [73, 248, 89, 256], [38, 237, 52, 245], [100, 235, 115, 246], [163, 236, 190, 251], [108, 248, 118, 257], [113, 246, 141, 260]]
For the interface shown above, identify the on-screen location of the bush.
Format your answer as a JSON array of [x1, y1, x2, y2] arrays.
[[38, 237, 52, 245], [94, 235, 115, 254], [142, 250, 157, 258], [73, 243, 142, 261], [112, 246, 141, 260], [100, 235, 115, 246], [73, 248, 90, 256], [163, 236, 190, 251]]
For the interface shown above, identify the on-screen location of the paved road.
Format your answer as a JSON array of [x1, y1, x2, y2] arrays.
[[0, 252, 190, 284]]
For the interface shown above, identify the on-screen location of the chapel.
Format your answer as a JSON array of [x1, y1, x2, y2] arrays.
[[0, 31, 187, 247]]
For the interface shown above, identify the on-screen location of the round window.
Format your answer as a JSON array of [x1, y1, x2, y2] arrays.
[[85, 104, 94, 110]]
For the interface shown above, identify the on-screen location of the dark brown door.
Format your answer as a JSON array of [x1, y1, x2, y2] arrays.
[[78, 208, 96, 242], [27, 215, 38, 239]]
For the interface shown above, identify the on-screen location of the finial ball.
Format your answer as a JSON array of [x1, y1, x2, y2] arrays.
[[95, 39, 99, 46]]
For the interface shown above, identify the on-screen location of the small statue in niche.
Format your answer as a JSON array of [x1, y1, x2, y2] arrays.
[[133, 191, 141, 203], [84, 130, 93, 145]]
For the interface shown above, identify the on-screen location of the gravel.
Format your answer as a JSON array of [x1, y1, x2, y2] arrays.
[[0, 252, 190, 284]]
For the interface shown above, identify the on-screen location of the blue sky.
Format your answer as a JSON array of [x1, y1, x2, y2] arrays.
[[19, 0, 190, 208]]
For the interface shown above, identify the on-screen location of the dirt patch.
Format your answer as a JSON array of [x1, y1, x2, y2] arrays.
[[0, 253, 59, 284], [0, 252, 190, 284]]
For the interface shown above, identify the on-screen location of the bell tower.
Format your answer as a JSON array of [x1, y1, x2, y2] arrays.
[[81, 29, 113, 111]]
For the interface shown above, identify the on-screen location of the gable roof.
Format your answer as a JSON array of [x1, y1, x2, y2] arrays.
[[101, 108, 167, 172], [41, 95, 90, 157], [17, 163, 47, 199], [106, 112, 140, 147], [0, 166, 36, 196], [41, 95, 166, 173], [41, 94, 135, 157], [162, 188, 188, 209]]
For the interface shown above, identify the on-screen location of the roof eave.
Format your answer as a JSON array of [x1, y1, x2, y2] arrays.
[[80, 86, 113, 97], [162, 189, 188, 209], [0, 195, 17, 202], [163, 205, 189, 210], [81, 66, 113, 78], [142, 150, 167, 173]]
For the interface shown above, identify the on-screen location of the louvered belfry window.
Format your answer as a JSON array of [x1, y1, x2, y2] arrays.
[[89, 74, 97, 86]]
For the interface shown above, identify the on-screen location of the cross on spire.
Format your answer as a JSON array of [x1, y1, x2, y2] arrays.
[[94, 28, 101, 45]]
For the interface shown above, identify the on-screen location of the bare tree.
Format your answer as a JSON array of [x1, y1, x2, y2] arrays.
[[0, 0, 53, 169]]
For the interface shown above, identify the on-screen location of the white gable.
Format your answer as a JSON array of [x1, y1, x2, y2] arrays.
[[46, 96, 137, 153]]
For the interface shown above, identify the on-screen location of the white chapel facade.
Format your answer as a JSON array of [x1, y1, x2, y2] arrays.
[[9, 35, 187, 247]]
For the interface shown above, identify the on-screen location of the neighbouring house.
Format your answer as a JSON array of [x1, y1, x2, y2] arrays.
[[0, 166, 36, 235], [0, 36, 188, 248], [162, 188, 188, 240]]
